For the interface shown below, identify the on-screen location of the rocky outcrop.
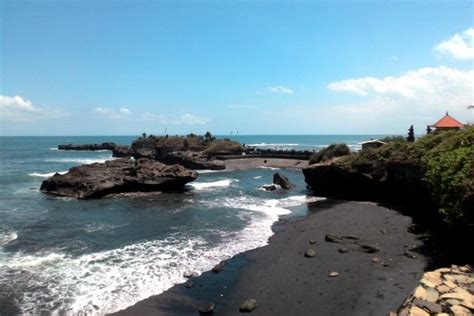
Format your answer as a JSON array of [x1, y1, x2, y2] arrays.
[[58, 143, 117, 151], [162, 151, 225, 170], [303, 162, 432, 206], [112, 148, 225, 170], [396, 265, 473, 315], [273, 172, 295, 189], [40, 158, 197, 199]]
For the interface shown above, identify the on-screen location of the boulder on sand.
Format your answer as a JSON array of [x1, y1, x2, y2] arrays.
[[40, 158, 197, 199]]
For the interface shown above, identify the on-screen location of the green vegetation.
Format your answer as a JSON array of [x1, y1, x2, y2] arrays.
[[309, 143, 351, 164], [340, 127, 474, 229], [203, 139, 245, 155], [131, 132, 244, 155]]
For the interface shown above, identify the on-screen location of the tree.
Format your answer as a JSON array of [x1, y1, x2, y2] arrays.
[[204, 131, 213, 142], [407, 125, 415, 142], [426, 125, 432, 134], [142, 132, 147, 139]]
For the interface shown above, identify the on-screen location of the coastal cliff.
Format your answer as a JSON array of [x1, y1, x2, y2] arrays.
[[304, 127, 474, 235]]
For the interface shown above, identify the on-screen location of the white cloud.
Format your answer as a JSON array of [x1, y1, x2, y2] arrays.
[[328, 66, 473, 99], [326, 66, 474, 130], [267, 86, 294, 94], [94, 107, 209, 125], [0, 95, 67, 122], [434, 27, 474, 60]]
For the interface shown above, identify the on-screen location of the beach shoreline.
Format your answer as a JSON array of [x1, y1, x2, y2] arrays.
[[112, 199, 431, 316], [224, 158, 309, 170]]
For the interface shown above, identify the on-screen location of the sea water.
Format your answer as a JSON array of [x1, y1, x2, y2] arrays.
[[0, 135, 384, 315]]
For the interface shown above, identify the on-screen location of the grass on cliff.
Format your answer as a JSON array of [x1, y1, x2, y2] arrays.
[[309, 143, 351, 164], [203, 139, 245, 155], [339, 127, 474, 229]]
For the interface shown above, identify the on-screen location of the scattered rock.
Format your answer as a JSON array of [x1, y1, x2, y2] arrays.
[[211, 262, 225, 273], [185, 281, 194, 289], [380, 228, 388, 235], [273, 173, 295, 189], [450, 305, 471, 316], [183, 272, 197, 278], [337, 247, 349, 254], [198, 303, 215, 314], [239, 299, 257, 313], [308, 240, 317, 245], [358, 244, 381, 254], [325, 234, 343, 243], [425, 287, 439, 302], [408, 305, 429, 316], [404, 251, 417, 259], [412, 298, 442, 313], [445, 299, 461, 306], [304, 249, 316, 258], [371, 257, 380, 263], [329, 272, 339, 277]]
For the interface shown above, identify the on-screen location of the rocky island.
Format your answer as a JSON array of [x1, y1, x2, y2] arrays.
[[40, 158, 197, 199]]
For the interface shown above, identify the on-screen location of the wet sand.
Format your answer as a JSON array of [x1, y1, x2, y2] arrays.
[[112, 200, 429, 316], [224, 158, 309, 170]]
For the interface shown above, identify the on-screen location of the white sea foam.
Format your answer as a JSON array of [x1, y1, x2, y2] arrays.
[[28, 171, 67, 178], [0, 231, 18, 247], [197, 169, 228, 174], [248, 143, 299, 147], [46, 157, 115, 165], [0, 194, 324, 315], [253, 176, 262, 179], [187, 179, 235, 190], [257, 166, 280, 170], [49, 147, 59, 151]]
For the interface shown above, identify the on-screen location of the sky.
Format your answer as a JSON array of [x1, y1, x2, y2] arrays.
[[1, 0, 473, 136]]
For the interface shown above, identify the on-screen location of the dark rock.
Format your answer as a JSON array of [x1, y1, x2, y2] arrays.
[[112, 146, 133, 158], [358, 244, 381, 253], [403, 251, 417, 259], [40, 158, 197, 199], [337, 247, 349, 254], [303, 162, 432, 207], [58, 142, 117, 151], [304, 249, 316, 257], [184, 281, 194, 289], [163, 151, 225, 170], [325, 234, 343, 243], [198, 303, 215, 314], [308, 240, 317, 245], [183, 272, 197, 278], [273, 173, 295, 190], [211, 262, 225, 273], [261, 184, 278, 191], [239, 299, 257, 313]]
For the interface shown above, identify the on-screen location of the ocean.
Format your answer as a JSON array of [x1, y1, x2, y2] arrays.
[[0, 135, 386, 315]]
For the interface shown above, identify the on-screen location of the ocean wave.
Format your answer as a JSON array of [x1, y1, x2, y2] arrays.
[[257, 166, 280, 170], [0, 230, 18, 247], [197, 169, 228, 174], [187, 179, 235, 190], [28, 171, 67, 178], [49, 147, 59, 151], [45, 157, 115, 164], [0, 194, 325, 315]]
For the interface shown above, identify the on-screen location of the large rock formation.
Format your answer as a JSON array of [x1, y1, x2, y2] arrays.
[[273, 172, 295, 189], [58, 143, 117, 151], [40, 158, 197, 199], [162, 152, 225, 170], [303, 162, 432, 206]]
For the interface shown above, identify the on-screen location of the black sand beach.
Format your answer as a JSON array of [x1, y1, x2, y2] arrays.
[[113, 199, 430, 316], [224, 158, 309, 170]]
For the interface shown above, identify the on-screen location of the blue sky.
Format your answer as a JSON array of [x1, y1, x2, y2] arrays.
[[1, 1, 473, 135]]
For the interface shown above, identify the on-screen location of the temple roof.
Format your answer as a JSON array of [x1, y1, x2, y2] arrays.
[[431, 112, 464, 129]]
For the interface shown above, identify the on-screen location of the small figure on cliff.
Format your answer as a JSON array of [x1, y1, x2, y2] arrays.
[[407, 125, 415, 142]]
